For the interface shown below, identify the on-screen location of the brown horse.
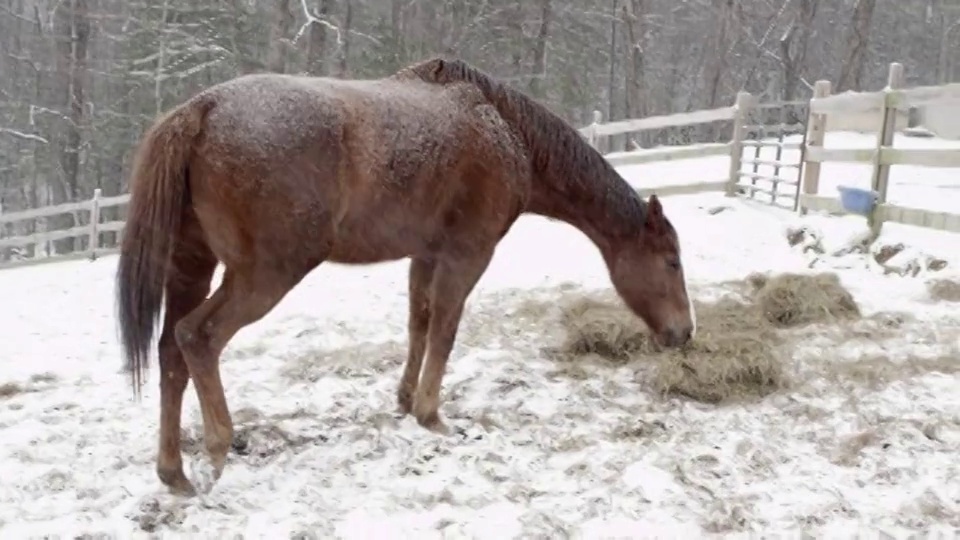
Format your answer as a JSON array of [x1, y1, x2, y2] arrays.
[[116, 57, 695, 496]]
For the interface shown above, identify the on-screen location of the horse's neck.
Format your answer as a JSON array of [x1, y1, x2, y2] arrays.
[[526, 171, 642, 262]]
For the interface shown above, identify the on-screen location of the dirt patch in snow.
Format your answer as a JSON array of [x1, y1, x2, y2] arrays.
[[926, 278, 960, 303]]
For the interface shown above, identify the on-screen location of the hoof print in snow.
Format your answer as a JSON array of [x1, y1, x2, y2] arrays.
[[231, 431, 251, 455], [613, 418, 668, 440], [290, 532, 321, 540], [230, 424, 329, 467], [785, 226, 824, 254], [133, 496, 185, 533], [873, 243, 905, 265], [706, 205, 731, 215], [927, 258, 948, 272]]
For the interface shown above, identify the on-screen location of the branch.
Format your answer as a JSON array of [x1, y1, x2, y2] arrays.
[[293, 0, 343, 46], [0, 127, 49, 144]]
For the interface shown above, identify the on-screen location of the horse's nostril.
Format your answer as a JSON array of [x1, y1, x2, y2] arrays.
[[666, 326, 693, 347], [661, 327, 690, 348]]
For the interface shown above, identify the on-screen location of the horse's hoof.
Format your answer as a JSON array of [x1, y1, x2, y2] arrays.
[[168, 481, 198, 497], [157, 466, 197, 497], [397, 389, 414, 416], [415, 411, 450, 436]]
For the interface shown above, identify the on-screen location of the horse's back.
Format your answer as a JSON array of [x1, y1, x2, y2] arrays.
[[187, 72, 528, 264]]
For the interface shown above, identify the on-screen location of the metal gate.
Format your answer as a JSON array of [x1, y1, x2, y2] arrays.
[[734, 99, 809, 211]]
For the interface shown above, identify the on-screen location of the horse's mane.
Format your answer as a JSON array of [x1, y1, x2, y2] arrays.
[[404, 58, 647, 232]]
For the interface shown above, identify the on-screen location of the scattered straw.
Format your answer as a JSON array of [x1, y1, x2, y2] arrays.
[[822, 352, 960, 391], [280, 340, 406, 382], [927, 279, 960, 303], [752, 272, 860, 327]]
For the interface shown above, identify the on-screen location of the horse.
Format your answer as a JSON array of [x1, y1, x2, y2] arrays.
[[116, 57, 696, 496]]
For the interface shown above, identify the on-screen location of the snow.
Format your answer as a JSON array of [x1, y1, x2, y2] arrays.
[[1, 131, 959, 538]]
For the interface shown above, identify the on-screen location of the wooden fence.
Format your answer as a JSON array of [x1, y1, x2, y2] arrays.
[[798, 62, 960, 235], [2, 61, 958, 270], [0, 189, 129, 269]]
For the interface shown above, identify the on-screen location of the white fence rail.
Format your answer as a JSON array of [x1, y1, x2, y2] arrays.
[[799, 62, 960, 235], [0, 189, 130, 269], [3, 60, 959, 270]]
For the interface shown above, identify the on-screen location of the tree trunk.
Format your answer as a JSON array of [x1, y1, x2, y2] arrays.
[[52, 0, 89, 254], [336, 0, 352, 77], [622, 0, 647, 127], [390, 0, 404, 69], [306, 0, 332, 76], [705, 0, 735, 108], [779, 0, 819, 101], [528, 0, 552, 99], [510, 0, 524, 75], [835, 0, 876, 92], [267, 0, 293, 73]]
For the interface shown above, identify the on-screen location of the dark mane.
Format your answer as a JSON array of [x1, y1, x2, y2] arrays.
[[405, 57, 647, 234]]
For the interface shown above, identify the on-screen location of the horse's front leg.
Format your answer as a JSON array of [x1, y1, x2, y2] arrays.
[[412, 249, 495, 433]]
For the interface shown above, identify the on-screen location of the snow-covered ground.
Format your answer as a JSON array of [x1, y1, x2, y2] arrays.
[[0, 132, 958, 538]]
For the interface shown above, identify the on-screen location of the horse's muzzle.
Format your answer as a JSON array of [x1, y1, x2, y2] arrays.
[[659, 325, 693, 348]]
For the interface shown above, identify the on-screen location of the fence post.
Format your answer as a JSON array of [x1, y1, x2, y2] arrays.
[[590, 109, 605, 152], [868, 62, 905, 238], [725, 91, 752, 197], [799, 80, 831, 215], [88, 188, 101, 261]]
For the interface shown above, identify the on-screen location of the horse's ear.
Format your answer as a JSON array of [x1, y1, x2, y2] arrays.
[[645, 194, 665, 232]]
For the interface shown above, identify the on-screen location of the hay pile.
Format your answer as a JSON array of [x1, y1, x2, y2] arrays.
[[551, 272, 862, 404], [556, 297, 652, 361], [927, 279, 960, 303], [752, 272, 860, 327]]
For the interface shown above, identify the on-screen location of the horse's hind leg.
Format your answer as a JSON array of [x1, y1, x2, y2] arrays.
[[156, 215, 217, 495], [413, 248, 496, 433], [174, 257, 322, 492], [398, 257, 436, 415]]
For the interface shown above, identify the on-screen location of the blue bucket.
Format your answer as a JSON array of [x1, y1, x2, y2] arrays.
[[837, 185, 878, 215]]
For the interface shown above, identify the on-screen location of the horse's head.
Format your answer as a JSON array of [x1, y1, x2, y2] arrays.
[[607, 194, 695, 348]]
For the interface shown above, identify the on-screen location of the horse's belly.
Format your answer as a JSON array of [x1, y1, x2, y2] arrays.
[[326, 222, 429, 264]]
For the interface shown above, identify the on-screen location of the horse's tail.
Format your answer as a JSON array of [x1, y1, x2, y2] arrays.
[[116, 95, 215, 399]]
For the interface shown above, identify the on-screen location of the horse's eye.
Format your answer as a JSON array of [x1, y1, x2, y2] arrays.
[[667, 258, 681, 271]]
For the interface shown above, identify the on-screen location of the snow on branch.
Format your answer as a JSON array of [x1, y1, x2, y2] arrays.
[[0, 127, 49, 144], [294, 0, 343, 46]]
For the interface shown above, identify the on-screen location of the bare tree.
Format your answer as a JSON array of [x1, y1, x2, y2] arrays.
[[622, 0, 648, 122], [779, 0, 819, 100], [835, 0, 877, 92], [528, 0, 553, 99], [306, 0, 332, 76], [267, 0, 294, 73], [50, 0, 90, 253]]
